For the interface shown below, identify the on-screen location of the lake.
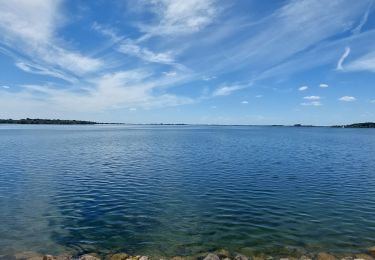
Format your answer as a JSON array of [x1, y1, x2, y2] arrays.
[[0, 125, 374, 258]]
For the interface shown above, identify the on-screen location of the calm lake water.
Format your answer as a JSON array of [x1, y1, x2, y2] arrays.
[[0, 125, 375, 258]]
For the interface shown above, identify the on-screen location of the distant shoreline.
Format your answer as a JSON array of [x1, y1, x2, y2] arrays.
[[0, 118, 374, 128]]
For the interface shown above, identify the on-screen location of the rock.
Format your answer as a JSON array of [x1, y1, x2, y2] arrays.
[[299, 256, 312, 260], [108, 253, 129, 260], [215, 249, 231, 259], [369, 247, 375, 257], [79, 254, 101, 260], [317, 253, 337, 260], [234, 254, 248, 260], [127, 256, 140, 260], [340, 257, 354, 260], [223, 258, 232, 260], [355, 254, 374, 260], [43, 255, 55, 260], [171, 257, 186, 260], [139, 257, 149, 260], [204, 254, 220, 260], [55, 255, 73, 260]]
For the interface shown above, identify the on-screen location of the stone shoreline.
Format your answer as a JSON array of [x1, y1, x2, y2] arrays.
[[2, 247, 375, 260]]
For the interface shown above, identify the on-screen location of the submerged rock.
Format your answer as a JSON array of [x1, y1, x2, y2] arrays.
[[354, 254, 374, 260], [108, 253, 129, 260], [139, 256, 149, 260], [252, 256, 266, 260], [215, 249, 231, 259], [204, 253, 220, 260], [171, 256, 197, 260], [79, 254, 101, 260], [127, 256, 140, 260], [234, 254, 248, 260], [340, 257, 354, 260], [55, 255, 73, 260], [15, 251, 43, 260], [369, 247, 375, 257], [317, 253, 337, 260]]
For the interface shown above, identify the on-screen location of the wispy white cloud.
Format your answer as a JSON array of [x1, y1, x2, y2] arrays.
[[0, 70, 195, 117], [339, 96, 356, 102], [337, 47, 351, 70], [212, 84, 246, 97], [203, 75, 216, 81], [92, 22, 123, 43], [303, 96, 321, 100], [301, 101, 322, 106], [201, 0, 370, 79], [1, 85, 10, 89], [163, 71, 177, 76], [140, 0, 218, 36], [15, 61, 77, 83], [241, 100, 249, 104], [118, 40, 175, 64], [299, 86, 308, 91], [0, 0, 60, 44], [0, 0, 103, 80], [351, 1, 373, 35], [255, 95, 263, 98], [345, 51, 375, 73], [319, 83, 329, 88]]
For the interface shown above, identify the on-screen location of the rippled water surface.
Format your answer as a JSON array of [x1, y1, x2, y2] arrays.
[[1, 125, 375, 257]]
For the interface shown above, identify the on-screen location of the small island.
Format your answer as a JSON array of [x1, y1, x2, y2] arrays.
[[333, 122, 375, 128], [0, 118, 97, 125]]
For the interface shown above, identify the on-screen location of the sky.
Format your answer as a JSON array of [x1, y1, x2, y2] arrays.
[[0, 0, 375, 125]]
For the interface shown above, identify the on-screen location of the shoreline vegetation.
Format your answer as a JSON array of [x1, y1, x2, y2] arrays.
[[0, 118, 97, 125], [0, 118, 375, 128], [4, 247, 375, 260]]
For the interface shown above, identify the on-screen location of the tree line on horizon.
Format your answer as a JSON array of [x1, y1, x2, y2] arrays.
[[0, 118, 97, 125]]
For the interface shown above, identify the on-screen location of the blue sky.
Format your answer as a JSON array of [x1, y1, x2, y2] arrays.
[[0, 0, 375, 125]]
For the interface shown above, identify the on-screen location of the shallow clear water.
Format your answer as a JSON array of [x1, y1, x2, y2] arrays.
[[0, 125, 375, 257]]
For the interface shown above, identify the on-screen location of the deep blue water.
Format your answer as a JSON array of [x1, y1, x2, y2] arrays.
[[0, 125, 375, 257]]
